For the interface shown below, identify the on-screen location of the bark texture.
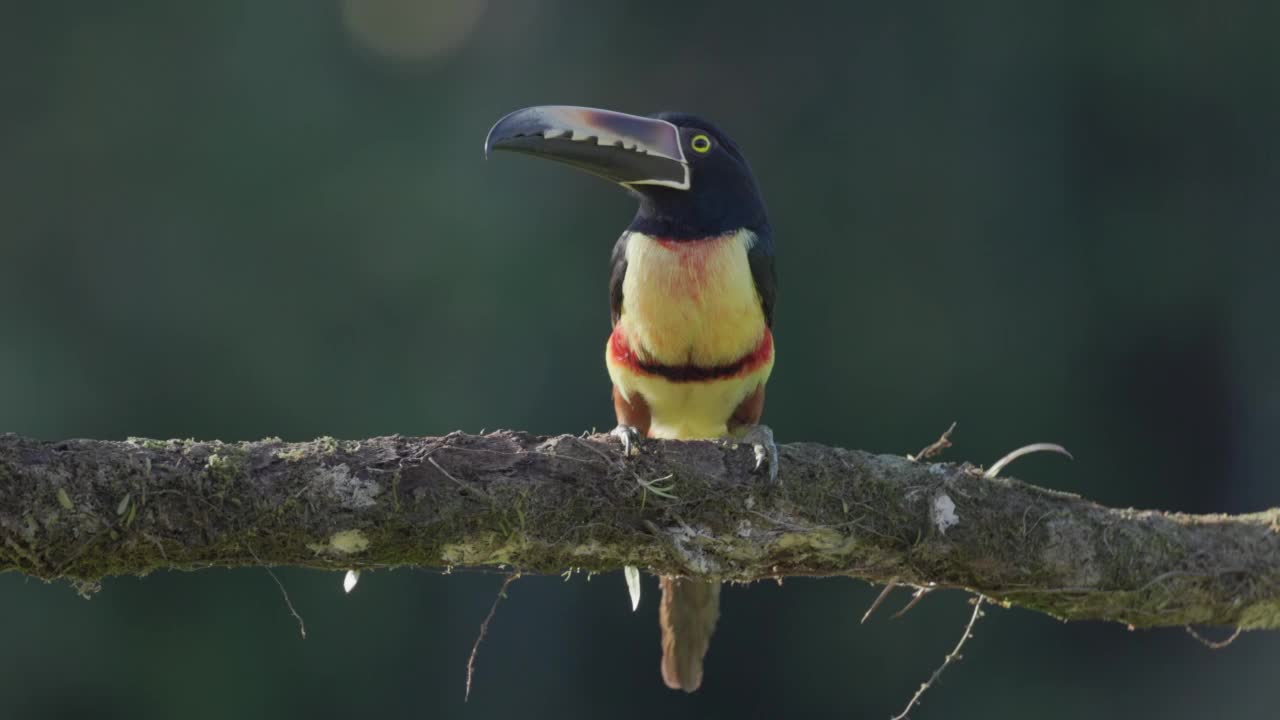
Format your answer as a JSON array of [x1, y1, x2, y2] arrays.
[[1, 431, 1277, 629]]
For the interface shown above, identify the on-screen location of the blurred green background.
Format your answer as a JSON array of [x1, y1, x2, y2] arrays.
[[2, 1, 1278, 718]]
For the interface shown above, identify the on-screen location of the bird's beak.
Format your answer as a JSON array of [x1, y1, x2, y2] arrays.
[[484, 106, 690, 190]]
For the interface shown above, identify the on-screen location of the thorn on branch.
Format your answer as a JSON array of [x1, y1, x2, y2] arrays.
[[862, 579, 899, 624], [892, 586, 935, 619]]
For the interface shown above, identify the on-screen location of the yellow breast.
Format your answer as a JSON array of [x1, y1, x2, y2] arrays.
[[616, 230, 767, 366], [606, 229, 773, 440]]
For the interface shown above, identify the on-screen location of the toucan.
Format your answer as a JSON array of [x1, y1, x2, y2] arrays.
[[485, 106, 778, 692]]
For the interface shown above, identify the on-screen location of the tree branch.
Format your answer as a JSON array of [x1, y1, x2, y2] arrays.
[[1, 431, 1277, 629]]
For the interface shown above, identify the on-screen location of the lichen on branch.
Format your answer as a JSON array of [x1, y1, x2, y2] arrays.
[[0, 431, 1277, 629]]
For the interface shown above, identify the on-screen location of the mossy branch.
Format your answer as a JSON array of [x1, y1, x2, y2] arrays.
[[1, 431, 1277, 629]]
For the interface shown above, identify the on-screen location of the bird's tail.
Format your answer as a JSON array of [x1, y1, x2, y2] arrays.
[[659, 576, 720, 692]]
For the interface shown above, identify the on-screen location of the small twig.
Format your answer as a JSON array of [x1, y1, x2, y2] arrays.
[[1185, 625, 1243, 649], [569, 436, 679, 502], [466, 573, 520, 701], [637, 473, 678, 501], [911, 422, 957, 462], [246, 543, 306, 640], [570, 435, 622, 468], [892, 586, 935, 619], [985, 443, 1073, 479], [890, 595, 985, 720]]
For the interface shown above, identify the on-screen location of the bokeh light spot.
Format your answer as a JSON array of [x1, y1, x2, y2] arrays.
[[340, 0, 488, 62]]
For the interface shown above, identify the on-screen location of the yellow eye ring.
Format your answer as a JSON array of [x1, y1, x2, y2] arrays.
[[690, 134, 712, 153]]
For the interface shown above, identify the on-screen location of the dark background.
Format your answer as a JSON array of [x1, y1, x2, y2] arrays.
[[2, 1, 1278, 718]]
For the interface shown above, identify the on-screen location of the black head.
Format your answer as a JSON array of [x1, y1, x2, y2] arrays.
[[485, 106, 769, 241], [629, 112, 768, 240]]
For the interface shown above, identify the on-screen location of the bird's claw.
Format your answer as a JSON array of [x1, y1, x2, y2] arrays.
[[731, 424, 779, 483], [610, 424, 642, 457]]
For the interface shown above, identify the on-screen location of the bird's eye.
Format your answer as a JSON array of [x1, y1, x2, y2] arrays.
[[690, 134, 712, 154]]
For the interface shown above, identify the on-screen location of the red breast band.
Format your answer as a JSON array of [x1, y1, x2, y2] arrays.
[[609, 328, 773, 383]]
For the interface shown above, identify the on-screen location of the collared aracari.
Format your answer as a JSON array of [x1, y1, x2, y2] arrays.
[[485, 106, 778, 693]]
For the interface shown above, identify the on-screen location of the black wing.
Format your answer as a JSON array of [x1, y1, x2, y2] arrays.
[[748, 234, 776, 328], [609, 232, 628, 326]]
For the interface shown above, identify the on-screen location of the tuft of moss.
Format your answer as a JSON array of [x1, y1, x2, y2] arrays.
[[125, 437, 171, 452], [1238, 599, 1280, 629], [308, 529, 371, 556], [205, 450, 246, 487]]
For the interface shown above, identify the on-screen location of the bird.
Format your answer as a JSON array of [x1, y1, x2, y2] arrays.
[[485, 105, 777, 692]]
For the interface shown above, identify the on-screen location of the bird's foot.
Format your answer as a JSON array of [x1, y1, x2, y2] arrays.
[[610, 424, 643, 458], [728, 424, 779, 483]]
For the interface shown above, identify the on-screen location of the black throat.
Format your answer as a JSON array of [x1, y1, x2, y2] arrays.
[[628, 181, 768, 241]]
